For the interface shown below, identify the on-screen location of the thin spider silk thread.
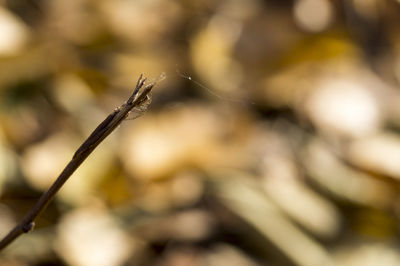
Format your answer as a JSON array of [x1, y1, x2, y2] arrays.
[[175, 67, 254, 105]]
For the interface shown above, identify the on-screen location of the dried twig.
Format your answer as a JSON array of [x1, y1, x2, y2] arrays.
[[0, 74, 155, 251]]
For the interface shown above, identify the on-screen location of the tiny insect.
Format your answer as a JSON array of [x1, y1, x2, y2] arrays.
[[126, 93, 152, 120], [124, 72, 165, 120]]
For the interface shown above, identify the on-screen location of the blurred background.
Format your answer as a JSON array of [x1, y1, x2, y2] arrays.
[[1, 0, 400, 265]]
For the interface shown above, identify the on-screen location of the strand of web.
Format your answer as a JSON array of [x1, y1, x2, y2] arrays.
[[176, 67, 253, 105]]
